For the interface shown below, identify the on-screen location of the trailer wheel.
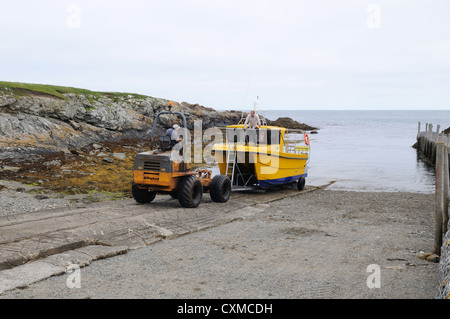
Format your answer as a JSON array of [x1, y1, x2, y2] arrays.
[[210, 175, 231, 203], [132, 182, 157, 204], [178, 175, 203, 208], [297, 177, 306, 191]]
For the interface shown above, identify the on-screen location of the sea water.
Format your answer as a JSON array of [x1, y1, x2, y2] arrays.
[[262, 110, 450, 194]]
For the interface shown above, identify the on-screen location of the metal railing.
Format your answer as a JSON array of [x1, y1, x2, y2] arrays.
[[283, 130, 311, 171]]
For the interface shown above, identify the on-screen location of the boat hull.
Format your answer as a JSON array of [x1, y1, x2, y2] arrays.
[[255, 152, 307, 187], [214, 146, 308, 189], [258, 174, 306, 188]]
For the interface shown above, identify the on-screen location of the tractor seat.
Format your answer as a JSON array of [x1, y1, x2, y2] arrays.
[[158, 135, 172, 151]]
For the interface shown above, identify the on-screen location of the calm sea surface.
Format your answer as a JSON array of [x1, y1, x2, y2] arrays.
[[262, 110, 450, 194]]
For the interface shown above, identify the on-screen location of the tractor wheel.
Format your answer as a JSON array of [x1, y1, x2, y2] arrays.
[[132, 182, 157, 204], [169, 191, 178, 199], [297, 177, 306, 191], [210, 175, 231, 203], [178, 175, 203, 208]]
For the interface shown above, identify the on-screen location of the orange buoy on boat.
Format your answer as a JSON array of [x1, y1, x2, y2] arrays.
[[304, 133, 310, 146]]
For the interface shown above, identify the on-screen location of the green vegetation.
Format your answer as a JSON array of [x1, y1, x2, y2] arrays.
[[0, 81, 149, 101]]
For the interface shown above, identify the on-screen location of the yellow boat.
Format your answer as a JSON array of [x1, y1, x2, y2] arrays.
[[213, 124, 310, 190]]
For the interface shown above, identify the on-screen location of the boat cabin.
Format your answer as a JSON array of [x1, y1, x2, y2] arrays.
[[213, 125, 310, 190]]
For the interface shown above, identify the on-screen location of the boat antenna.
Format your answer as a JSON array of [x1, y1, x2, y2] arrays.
[[242, 72, 252, 110]]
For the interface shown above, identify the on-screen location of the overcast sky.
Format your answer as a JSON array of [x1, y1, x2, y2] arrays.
[[1, 0, 449, 110]]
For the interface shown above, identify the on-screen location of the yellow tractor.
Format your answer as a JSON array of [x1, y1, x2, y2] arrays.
[[132, 109, 231, 208]]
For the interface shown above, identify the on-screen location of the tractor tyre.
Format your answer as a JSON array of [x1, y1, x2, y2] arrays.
[[169, 191, 178, 199], [297, 177, 306, 191], [210, 175, 232, 203], [132, 182, 157, 204], [178, 175, 203, 208]]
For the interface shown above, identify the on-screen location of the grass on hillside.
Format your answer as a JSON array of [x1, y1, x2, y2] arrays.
[[0, 81, 149, 100]]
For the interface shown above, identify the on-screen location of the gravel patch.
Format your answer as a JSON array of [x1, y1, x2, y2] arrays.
[[0, 180, 77, 216], [0, 180, 127, 217]]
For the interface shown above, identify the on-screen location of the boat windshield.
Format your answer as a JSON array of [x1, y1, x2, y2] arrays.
[[226, 128, 281, 146]]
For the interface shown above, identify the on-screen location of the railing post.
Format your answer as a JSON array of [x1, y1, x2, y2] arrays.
[[434, 142, 446, 255], [431, 126, 440, 164], [428, 124, 433, 158], [444, 143, 449, 235]]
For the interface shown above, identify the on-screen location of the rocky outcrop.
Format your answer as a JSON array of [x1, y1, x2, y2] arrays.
[[266, 117, 318, 131], [0, 87, 242, 159], [0, 84, 318, 159]]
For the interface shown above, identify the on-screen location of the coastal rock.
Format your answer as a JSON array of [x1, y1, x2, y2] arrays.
[[112, 153, 127, 160], [418, 252, 440, 263], [426, 254, 440, 263], [0, 88, 240, 158], [266, 117, 318, 131], [0, 112, 120, 157], [0, 82, 317, 158], [0, 96, 17, 107]]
